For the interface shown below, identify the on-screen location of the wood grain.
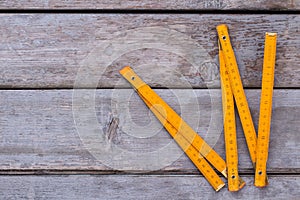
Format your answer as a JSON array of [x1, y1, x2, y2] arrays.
[[0, 89, 298, 173], [0, 0, 298, 10], [0, 14, 299, 88], [0, 175, 299, 199]]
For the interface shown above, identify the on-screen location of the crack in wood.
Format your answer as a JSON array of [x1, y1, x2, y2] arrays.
[[105, 117, 120, 143]]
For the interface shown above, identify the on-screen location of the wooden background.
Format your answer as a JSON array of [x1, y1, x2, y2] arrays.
[[0, 1, 299, 199]]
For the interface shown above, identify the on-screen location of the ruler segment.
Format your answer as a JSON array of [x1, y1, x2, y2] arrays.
[[141, 93, 225, 191], [255, 32, 277, 187], [217, 24, 257, 167], [219, 44, 245, 191], [120, 66, 227, 191]]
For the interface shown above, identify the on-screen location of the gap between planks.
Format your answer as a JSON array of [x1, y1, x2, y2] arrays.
[[0, 169, 299, 176]]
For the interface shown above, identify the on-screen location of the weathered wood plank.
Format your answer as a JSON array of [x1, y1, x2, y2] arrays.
[[0, 89, 298, 172], [0, 14, 299, 88], [0, 175, 299, 199], [0, 0, 299, 10]]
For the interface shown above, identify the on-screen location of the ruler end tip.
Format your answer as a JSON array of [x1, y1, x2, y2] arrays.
[[254, 182, 268, 188], [266, 32, 277, 37], [221, 168, 227, 178], [216, 24, 228, 30], [239, 177, 246, 189], [215, 183, 226, 192], [254, 176, 269, 188], [119, 66, 132, 75]]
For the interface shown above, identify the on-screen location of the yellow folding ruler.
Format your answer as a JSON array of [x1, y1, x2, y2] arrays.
[[120, 66, 227, 191], [254, 32, 277, 187], [217, 24, 258, 169], [219, 42, 246, 191]]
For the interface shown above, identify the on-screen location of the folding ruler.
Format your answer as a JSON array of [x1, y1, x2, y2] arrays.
[[120, 66, 227, 191], [119, 25, 276, 191]]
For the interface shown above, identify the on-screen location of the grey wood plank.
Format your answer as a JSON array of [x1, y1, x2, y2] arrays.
[[0, 175, 299, 199], [0, 14, 299, 88], [0, 0, 299, 10], [0, 89, 298, 173]]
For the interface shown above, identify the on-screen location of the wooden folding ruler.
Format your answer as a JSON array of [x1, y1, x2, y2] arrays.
[[120, 66, 227, 191], [255, 32, 277, 187]]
